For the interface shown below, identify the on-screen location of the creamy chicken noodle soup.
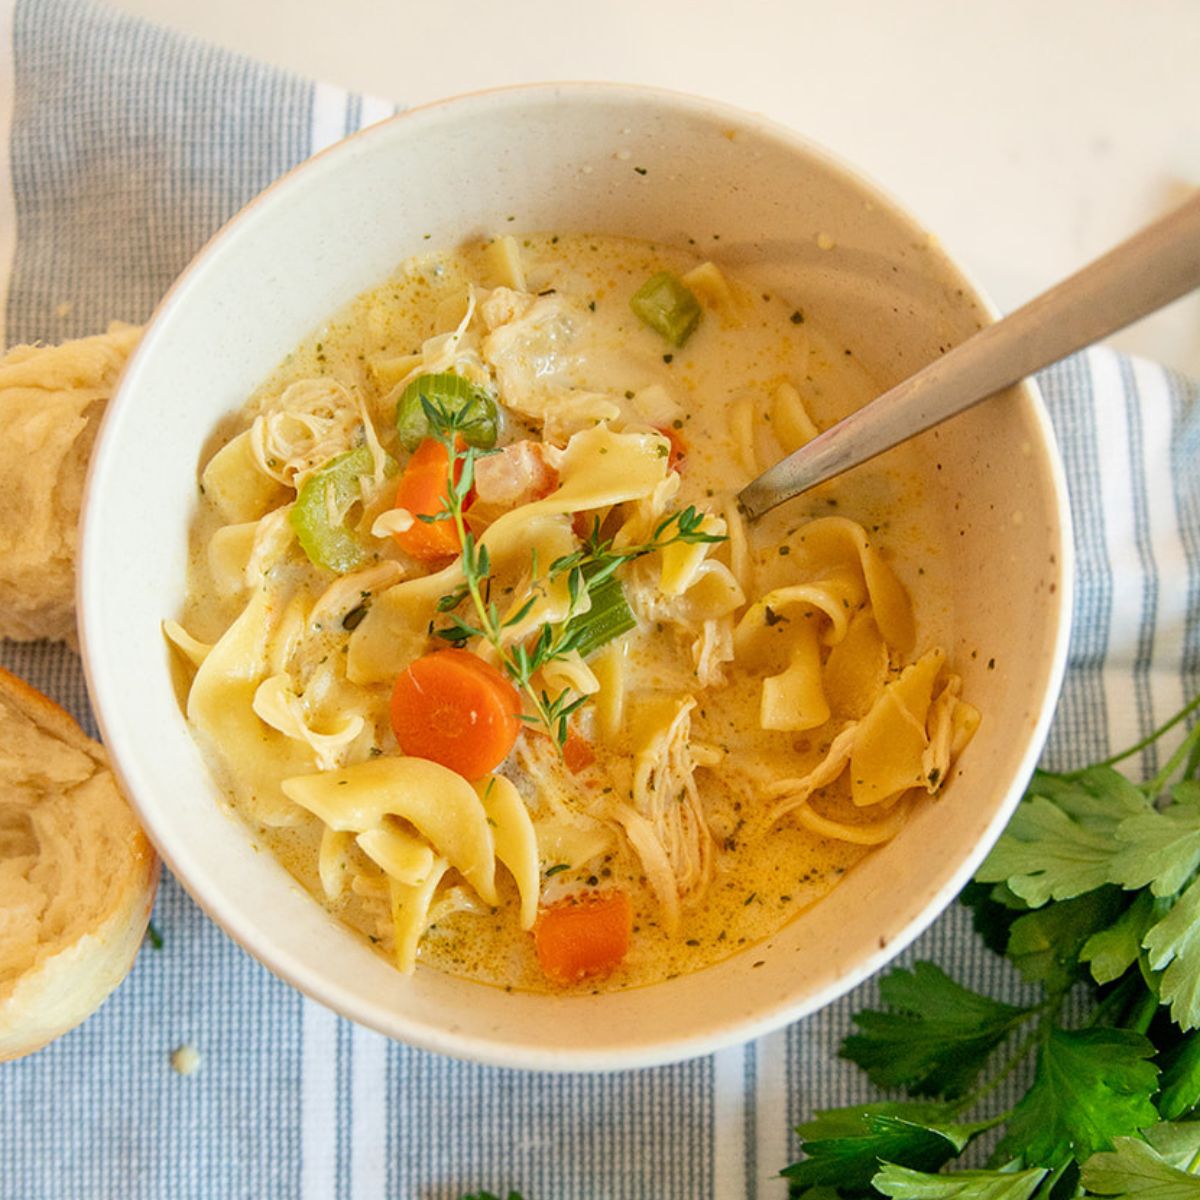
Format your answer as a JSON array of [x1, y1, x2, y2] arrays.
[[168, 233, 978, 992]]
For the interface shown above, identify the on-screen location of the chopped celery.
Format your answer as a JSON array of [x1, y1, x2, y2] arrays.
[[394, 372, 498, 451], [289, 446, 374, 573], [629, 272, 702, 346], [566, 571, 637, 660]]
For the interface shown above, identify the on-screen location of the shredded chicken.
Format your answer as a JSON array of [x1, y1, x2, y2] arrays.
[[307, 561, 405, 633], [761, 722, 859, 828], [480, 290, 620, 440], [249, 379, 372, 489], [692, 616, 736, 688], [609, 697, 714, 933]]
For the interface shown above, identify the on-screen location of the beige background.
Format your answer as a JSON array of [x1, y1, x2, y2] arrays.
[[111, 0, 1200, 376]]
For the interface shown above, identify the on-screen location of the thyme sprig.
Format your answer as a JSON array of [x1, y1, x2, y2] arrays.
[[417, 399, 724, 747]]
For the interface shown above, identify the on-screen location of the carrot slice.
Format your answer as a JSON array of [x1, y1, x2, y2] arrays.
[[390, 650, 522, 780], [652, 424, 686, 472], [562, 728, 596, 774], [392, 438, 463, 560], [534, 892, 632, 985]]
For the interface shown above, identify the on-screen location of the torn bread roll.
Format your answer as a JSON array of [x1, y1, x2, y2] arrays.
[[0, 322, 141, 646], [0, 668, 158, 1061]]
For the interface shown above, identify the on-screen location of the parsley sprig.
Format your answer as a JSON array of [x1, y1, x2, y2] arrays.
[[418, 399, 723, 747], [785, 691, 1200, 1199]]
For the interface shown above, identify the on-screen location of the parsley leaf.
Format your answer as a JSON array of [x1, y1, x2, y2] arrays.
[[1081, 1134, 1200, 1198], [1143, 1119, 1200, 1168], [872, 1164, 1047, 1200], [1081, 891, 1162, 986], [1144, 875, 1200, 1031], [1157, 1031, 1200, 1120], [1110, 784, 1200, 896], [976, 768, 1147, 906], [996, 1027, 1159, 1165], [785, 1107, 978, 1191], [842, 963, 1030, 1098], [1005, 887, 1125, 992], [959, 881, 1028, 958]]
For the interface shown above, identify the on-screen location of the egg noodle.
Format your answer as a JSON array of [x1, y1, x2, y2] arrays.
[[169, 234, 978, 992]]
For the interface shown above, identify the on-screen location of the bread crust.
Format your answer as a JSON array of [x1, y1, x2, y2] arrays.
[[0, 667, 159, 1061], [0, 323, 140, 646]]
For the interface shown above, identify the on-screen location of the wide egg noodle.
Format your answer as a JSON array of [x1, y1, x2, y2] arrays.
[[201, 429, 287, 523], [788, 516, 915, 654], [185, 587, 318, 827], [823, 610, 889, 719], [162, 619, 211, 669], [251, 673, 364, 772], [850, 648, 945, 807], [476, 775, 540, 931], [759, 617, 829, 732], [356, 822, 436, 886], [389, 858, 450, 974], [207, 521, 259, 597], [771, 381, 820, 453], [538, 651, 600, 698], [589, 640, 628, 743], [493, 513, 579, 645], [317, 826, 353, 901], [280, 756, 498, 905]]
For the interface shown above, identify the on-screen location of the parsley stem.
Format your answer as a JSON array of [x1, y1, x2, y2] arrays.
[[1055, 690, 1200, 786], [1142, 700, 1200, 796], [1032, 1158, 1070, 1200]]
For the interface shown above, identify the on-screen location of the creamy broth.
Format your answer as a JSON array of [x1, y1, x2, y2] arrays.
[[176, 233, 971, 993]]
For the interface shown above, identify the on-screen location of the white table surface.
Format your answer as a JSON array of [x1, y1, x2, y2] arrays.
[[111, 0, 1200, 377]]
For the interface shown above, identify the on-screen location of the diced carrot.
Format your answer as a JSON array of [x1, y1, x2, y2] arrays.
[[652, 424, 686, 472], [390, 649, 522, 780], [534, 892, 633, 985], [562, 728, 595, 774], [392, 438, 465, 560]]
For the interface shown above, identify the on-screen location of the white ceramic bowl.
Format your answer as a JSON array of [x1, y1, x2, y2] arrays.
[[79, 83, 1072, 1070]]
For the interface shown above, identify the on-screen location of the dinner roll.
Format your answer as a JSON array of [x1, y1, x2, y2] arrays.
[[0, 322, 141, 646], [0, 668, 158, 1061]]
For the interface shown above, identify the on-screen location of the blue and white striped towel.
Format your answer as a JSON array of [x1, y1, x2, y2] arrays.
[[0, 2, 1196, 1197]]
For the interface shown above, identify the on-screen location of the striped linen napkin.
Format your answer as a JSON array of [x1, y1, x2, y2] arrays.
[[0, 2, 1196, 1197]]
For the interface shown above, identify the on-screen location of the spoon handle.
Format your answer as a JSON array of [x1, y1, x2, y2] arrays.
[[738, 191, 1200, 520]]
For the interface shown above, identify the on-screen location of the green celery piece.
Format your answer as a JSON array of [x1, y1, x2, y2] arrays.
[[289, 446, 374, 573], [1157, 1032, 1200, 1120], [629, 272, 702, 346], [872, 1164, 1048, 1200], [395, 372, 498, 451], [841, 962, 1030, 1099], [1081, 1134, 1200, 1198], [563, 571, 636, 660], [1144, 874, 1200, 1031], [995, 1026, 1159, 1166], [1005, 887, 1124, 993]]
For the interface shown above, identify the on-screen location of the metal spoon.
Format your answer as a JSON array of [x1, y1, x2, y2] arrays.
[[738, 192, 1200, 520]]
